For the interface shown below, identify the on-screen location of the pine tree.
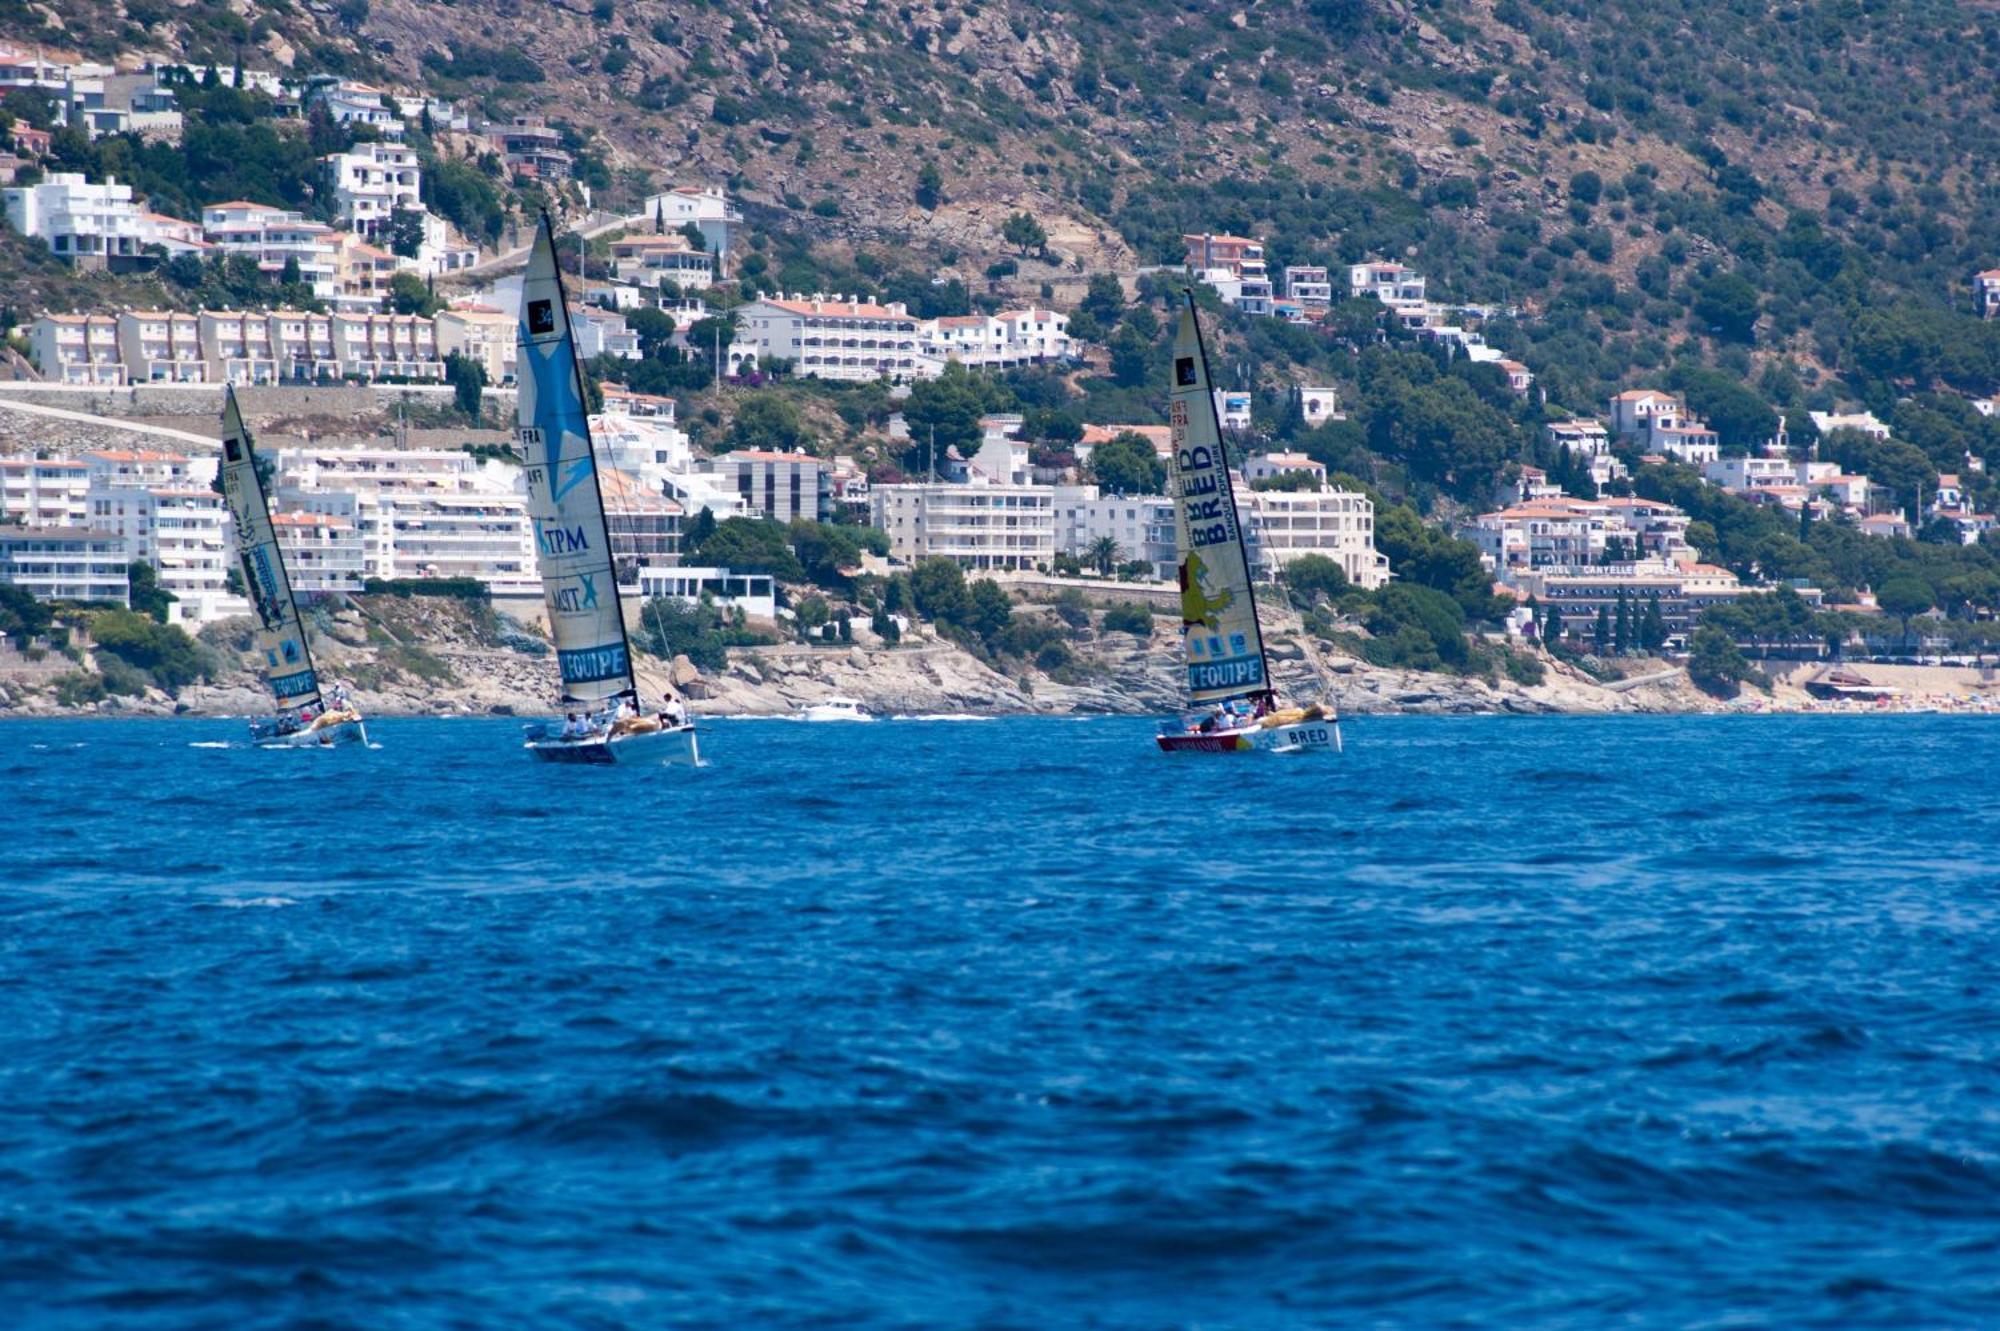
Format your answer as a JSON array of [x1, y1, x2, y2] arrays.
[[1544, 604, 1563, 645], [1641, 593, 1667, 651], [1614, 588, 1632, 653], [1594, 604, 1610, 651]]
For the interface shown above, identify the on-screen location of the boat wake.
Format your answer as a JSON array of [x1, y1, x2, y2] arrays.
[[188, 741, 235, 749], [890, 714, 996, 723], [212, 895, 297, 909]]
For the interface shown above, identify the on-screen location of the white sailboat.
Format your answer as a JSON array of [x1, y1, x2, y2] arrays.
[[515, 213, 697, 765], [217, 386, 368, 749], [1155, 294, 1341, 755]]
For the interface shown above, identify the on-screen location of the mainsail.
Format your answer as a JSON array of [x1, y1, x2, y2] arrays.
[[217, 386, 324, 714], [1168, 294, 1270, 705], [516, 214, 638, 705]]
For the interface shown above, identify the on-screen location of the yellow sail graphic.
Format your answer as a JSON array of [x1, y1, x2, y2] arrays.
[[1167, 296, 1269, 704], [217, 387, 322, 712]]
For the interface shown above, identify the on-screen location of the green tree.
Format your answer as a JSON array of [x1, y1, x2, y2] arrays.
[[127, 560, 177, 623], [1692, 270, 1761, 343], [966, 578, 1013, 644], [1085, 535, 1121, 575], [1687, 624, 1752, 696], [908, 556, 970, 623], [1101, 602, 1154, 635], [1876, 576, 1934, 643], [444, 352, 485, 420], [682, 506, 718, 558], [1614, 588, 1632, 654], [1089, 432, 1165, 495], [1640, 593, 1667, 651], [388, 271, 441, 317], [692, 518, 805, 581], [386, 207, 425, 260], [915, 161, 943, 210], [1281, 553, 1349, 606], [1593, 603, 1610, 652], [900, 362, 999, 473], [726, 395, 813, 453], [1001, 211, 1047, 256]]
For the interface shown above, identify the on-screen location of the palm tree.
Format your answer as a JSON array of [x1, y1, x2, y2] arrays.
[[1087, 536, 1122, 577]]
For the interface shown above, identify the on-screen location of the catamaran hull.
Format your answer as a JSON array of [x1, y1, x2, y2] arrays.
[[1156, 718, 1341, 754], [256, 718, 369, 750], [525, 723, 699, 766]]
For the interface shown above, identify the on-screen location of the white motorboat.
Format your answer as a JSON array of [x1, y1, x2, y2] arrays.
[[801, 697, 871, 722]]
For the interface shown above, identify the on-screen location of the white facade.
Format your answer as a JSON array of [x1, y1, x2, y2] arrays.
[[3, 172, 149, 266], [698, 451, 827, 524], [1243, 486, 1388, 588], [202, 201, 340, 301], [115, 311, 208, 383], [322, 141, 422, 236], [639, 185, 741, 274], [28, 314, 125, 384], [1350, 261, 1426, 308], [329, 312, 442, 380], [1284, 265, 1333, 306], [434, 305, 518, 386], [1809, 409, 1891, 442], [308, 81, 405, 139], [272, 511, 366, 593], [608, 235, 717, 289], [0, 525, 130, 606], [1052, 485, 1176, 580], [1212, 390, 1252, 432], [869, 481, 1055, 571], [734, 295, 938, 383], [636, 565, 773, 619], [1608, 390, 1720, 463], [572, 307, 640, 361], [1295, 385, 1342, 425], [924, 308, 1073, 369], [0, 458, 90, 527], [86, 485, 243, 625]]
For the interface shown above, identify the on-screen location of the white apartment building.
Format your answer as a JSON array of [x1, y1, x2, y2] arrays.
[[1244, 486, 1389, 588], [640, 185, 742, 275], [698, 451, 828, 524], [1243, 452, 1324, 487], [1468, 496, 1694, 573], [28, 314, 125, 384], [86, 485, 242, 625], [924, 308, 1074, 369], [329, 312, 443, 380], [636, 566, 774, 619], [1608, 390, 1721, 464], [1183, 233, 1273, 315], [1808, 409, 1892, 442], [1052, 485, 1176, 580], [322, 141, 421, 236], [1284, 265, 1333, 306], [490, 115, 571, 181], [733, 295, 938, 383], [1976, 268, 2000, 319], [1546, 419, 1611, 456], [3, 172, 148, 268], [608, 235, 716, 289], [1213, 390, 1253, 432], [0, 458, 90, 527], [202, 201, 340, 301], [272, 511, 366, 593], [115, 310, 208, 382], [0, 43, 113, 91], [1705, 456, 1872, 513], [82, 448, 197, 490], [434, 305, 518, 386], [0, 525, 130, 606], [1350, 261, 1426, 308], [869, 481, 1055, 571], [198, 309, 282, 384], [307, 80, 405, 139], [598, 468, 683, 576], [273, 447, 538, 594], [572, 307, 640, 361]]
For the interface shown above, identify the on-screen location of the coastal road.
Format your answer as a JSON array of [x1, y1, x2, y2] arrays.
[[0, 397, 220, 450]]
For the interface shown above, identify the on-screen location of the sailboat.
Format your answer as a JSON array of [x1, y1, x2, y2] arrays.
[[1155, 293, 1341, 754], [515, 213, 697, 765], [216, 386, 368, 749]]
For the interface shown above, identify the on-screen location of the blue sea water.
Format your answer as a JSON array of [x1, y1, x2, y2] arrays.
[[3, 714, 1999, 1329]]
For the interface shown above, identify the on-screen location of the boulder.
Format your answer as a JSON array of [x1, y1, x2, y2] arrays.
[[669, 654, 703, 687]]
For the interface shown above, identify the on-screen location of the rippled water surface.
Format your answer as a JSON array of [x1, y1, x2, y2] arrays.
[[5, 715, 2000, 1328]]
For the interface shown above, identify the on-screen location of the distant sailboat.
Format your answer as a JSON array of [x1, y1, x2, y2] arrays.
[[1155, 294, 1341, 754], [217, 386, 368, 749], [515, 213, 697, 765]]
